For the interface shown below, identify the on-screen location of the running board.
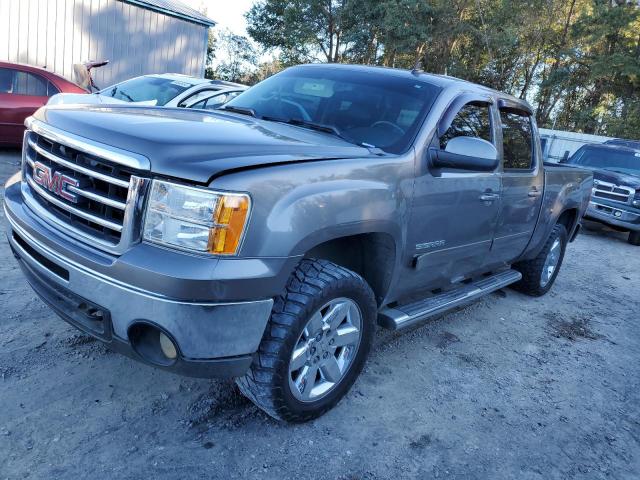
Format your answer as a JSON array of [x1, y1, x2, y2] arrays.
[[378, 269, 522, 330]]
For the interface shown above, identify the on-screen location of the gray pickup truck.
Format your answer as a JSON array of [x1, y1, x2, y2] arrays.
[[3, 64, 592, 422]]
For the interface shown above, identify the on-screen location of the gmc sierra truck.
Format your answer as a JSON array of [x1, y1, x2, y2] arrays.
[[559, 143, 640, 245], [3, 64, 592, 422]]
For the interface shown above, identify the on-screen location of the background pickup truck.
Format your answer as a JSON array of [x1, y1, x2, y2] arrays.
[[558, 143, 640, 245], [3, 64, 592, 422]]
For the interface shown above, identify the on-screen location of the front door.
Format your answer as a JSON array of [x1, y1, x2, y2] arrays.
[[403, 98, 501, 295], [488, 105, 544, 265]]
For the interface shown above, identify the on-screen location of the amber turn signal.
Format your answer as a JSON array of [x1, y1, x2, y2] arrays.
[[208, 194, 250, 255]]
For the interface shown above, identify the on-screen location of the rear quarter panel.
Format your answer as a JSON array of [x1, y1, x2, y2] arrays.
[[522, 165, 593, 260]]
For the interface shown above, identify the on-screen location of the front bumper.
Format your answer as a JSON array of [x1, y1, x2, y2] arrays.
[[586, 200, 640, 232], [3, 175, 291, 378]]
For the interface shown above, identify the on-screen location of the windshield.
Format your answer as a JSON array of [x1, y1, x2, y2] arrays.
[[100, 76, 193, 106], [568, 146, 640, 175], [224, 67, 441, 153]]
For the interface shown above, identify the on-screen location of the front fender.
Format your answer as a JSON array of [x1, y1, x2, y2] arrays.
[[210, 156, 414, 259], [267, 179, 404, 255]]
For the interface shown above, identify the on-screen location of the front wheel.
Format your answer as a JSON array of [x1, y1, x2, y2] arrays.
[[236, 259, 376, 422], [512, 224, 568, 297], [629, 230, 640, 246]]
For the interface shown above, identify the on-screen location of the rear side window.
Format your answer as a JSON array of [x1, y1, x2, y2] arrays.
[[500, 110, 534, 170], [440, 103, 492, 149], [189, 91, 242, 110]]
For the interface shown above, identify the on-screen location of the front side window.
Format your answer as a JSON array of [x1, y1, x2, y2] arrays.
[[0, 68, 49, 96], [440, 102, 492, 149], [0, 68, 14, 93], [500, 110, 534, 170], [101, 76, 193, 106], [225, 67, 442, 153]]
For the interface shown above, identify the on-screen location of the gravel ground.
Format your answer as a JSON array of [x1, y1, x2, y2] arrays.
[[1, 147, 639, 480]]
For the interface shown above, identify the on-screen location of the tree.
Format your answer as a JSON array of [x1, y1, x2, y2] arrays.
[[204, 28, 217, 79], [246, 0, 353, 63], [246, 0, 640, 139], [212, 29, 258, 83]]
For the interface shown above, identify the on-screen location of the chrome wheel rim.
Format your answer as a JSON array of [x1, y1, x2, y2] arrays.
[[540, 238, 562, 287], [288, 297, 362, 403]]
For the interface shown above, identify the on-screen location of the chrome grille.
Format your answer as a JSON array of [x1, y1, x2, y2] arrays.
[[592, 180, 634, 205], [21, 119, 150, 255]]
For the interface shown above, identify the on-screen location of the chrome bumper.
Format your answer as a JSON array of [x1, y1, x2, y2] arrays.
[[4, 177, 275, 377], [587, 200, 640, 231]]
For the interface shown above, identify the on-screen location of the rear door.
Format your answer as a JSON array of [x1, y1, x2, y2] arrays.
[[0, 67, 52, 144], [488, 102, 544, 265]]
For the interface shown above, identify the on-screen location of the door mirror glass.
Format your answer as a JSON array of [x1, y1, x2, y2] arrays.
[[432, 136, 499, 171], [444, 136, 498, 161]]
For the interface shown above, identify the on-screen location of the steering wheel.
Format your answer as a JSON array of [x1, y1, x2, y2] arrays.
[[281, 99, 312, 121], [370, 121, 405, 135]]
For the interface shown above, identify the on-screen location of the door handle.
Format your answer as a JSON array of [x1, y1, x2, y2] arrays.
[[479, 193, 500, 202], [528, 188, 542, 197]]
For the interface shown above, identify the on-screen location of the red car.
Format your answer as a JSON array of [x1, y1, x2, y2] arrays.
[[0, 62, 86, 146]]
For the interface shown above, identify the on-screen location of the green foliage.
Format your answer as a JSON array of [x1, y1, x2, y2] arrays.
[[209, 29, 259, 83], [245, 0, 640, 139]]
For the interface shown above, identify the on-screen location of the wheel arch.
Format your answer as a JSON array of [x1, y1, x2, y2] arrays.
[[556, 208, 580, 237], [302, 231, 397, 306]]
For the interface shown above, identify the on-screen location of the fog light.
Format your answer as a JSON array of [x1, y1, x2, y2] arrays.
[[159, 332, 177, 360], [614, 211, 622, 218]]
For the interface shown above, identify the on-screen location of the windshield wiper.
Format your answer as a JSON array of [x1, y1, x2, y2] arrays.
[[109, 86, 135, 102], [261, 116, 355, 144], [219, 105, 256, 117], [118, 90, 135, 102]]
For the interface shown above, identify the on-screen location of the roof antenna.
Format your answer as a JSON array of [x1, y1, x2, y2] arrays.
[[411, 58, 424, 76]]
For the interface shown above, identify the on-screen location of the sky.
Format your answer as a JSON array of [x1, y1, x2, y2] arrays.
[[180, 0, 255, 36]]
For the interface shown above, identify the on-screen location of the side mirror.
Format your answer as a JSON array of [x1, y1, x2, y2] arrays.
[[431, 136, 499, 171]]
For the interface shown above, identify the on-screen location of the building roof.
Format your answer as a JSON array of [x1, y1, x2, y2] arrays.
[[121, 0, 216, 27]]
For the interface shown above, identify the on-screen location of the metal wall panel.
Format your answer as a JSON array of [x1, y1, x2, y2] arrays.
[[0, 0, 208, 87]]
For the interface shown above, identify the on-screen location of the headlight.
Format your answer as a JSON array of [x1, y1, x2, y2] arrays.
[[143, 180, 250, 255]]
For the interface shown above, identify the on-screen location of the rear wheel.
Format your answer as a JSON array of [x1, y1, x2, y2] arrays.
[[512, 224, 568, 297], [236, 259, 376, 422], [629, 230, 640, 246]]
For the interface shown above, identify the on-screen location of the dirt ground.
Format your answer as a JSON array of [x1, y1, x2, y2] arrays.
[[1, 147, 639, 480]]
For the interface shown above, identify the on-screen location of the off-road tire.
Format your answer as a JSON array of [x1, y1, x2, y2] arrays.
[[512, 224, 568, 297], [236, 259, 376, 422], [629, 230, 640, 246]]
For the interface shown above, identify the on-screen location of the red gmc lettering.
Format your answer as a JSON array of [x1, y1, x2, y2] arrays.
[[32, 161, 79, 203]]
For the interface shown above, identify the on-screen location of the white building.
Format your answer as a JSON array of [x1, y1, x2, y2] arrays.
[[0, 0, 215, 88], [539, 128, 613, 163]]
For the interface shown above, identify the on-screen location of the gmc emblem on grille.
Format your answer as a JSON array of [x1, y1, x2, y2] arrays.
[[32, 161, 79, 203]]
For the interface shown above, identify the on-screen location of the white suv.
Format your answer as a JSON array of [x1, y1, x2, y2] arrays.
[[48, 73, 247, 110]]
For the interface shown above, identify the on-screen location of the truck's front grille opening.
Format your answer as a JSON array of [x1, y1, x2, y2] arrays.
[[12, 232, 70, 281], [592, 182, 633, 204], [22, 131, 135, 245]]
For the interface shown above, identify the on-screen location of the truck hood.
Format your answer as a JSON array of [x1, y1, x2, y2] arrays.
[[33, 105, 374, 183], [47, 93, 157, 107], [580, 166, 640, 189], [561, 163, 640, 189]]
